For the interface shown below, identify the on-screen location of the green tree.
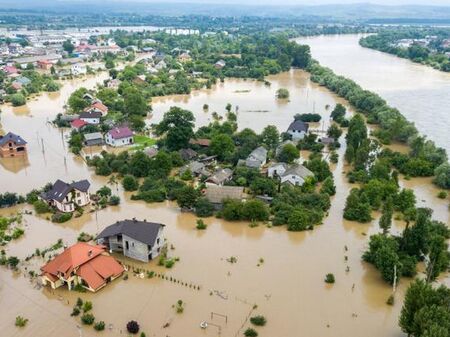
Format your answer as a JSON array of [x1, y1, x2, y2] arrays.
[[379, 197, 394, 234], [320, 176, 336, 196], [260, 125, 280, 150], [155, 107, 195, 151], [63, 39, 75, 54], [277, 144, 299, 164], [176, 185, 199, 209], [210, 134, 235, 161]]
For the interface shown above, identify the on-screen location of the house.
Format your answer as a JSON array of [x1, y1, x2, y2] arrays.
[[155, 60, 167, 70], [41, 179, 91, 213], [287, 120, 309, 140], [89, 101, 108, 116], [105, 126, 134, 147], [71, 63, 87, 76], [205, 168, 233, 186], [40, 242, 124, 292], [214, 59, 226, 69], [0, 132, 27, 158], [280, 164, 314, 186], [11, 82, 22, 91], [319, 137, 335, 145], [37, 59, 53, 70], [178, 52, 191, 62], [79, 110, 102, 125], [3, 65, 18, 76], [83, 132, 104, 146], [245, 146, 268, 168], [179, 148, 197, 161], [267, 162, 288, 178], [107, 79, 120, 89], [180, 161, 210, 177], [96, 219, 165, 262], [70, 119, 87, 131], [205, 185, 244, 207], [15, 76, 31, 86], [144, 146, 159, 158], [189, 138, 211, 147]]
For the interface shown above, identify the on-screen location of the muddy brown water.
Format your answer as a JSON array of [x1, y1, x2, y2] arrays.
[[0, 65, 448, 337]]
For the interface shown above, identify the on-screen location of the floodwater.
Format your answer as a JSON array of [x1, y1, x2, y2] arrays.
[[0, 61, 448, 337], [295, 34, 450, 154]]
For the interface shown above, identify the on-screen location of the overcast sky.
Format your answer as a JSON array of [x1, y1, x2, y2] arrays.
[[119, 0, 450, 5]]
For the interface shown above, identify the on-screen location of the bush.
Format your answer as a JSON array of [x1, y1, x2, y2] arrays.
[[250, 315, 267, 326], [71, 307, 80, 316], [325, 273, 335, 284], [51, 212, 73, 223], [94, 321, 105, 331], [108, 195, 121, 205], [244, 328, 258, 337], [83, 301, 93, 312], [194, 197, 214, 217], [11, 93, 26, 106], [276, 88, 289, 99], [15, 316, 28, 327], [437, 191, 447, 199], [122, 175, 139, 191], [196, 219, 207, 230], [127, 320, 140, 334], [33, 200, 51, 214], [81, 313, 95, 325]]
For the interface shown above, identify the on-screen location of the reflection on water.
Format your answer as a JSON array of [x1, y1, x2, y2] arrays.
[[0, 65, 447, 337], [296, 34, 450, 154]]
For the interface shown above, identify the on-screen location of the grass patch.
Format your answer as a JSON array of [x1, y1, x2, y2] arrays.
[[132, 135, 157, 151]]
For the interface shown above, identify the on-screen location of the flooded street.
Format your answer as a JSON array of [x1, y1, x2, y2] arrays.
[[0, 56, 448, 336], [295, 34, 450, 154]]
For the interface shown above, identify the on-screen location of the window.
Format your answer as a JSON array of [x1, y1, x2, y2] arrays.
[[125, 241, 129, 250], [157, 238, 160, 244]]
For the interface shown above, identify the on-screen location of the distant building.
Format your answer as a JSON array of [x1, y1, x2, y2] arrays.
[[97, 219, 165, 262], [245, 146, 268, 168], [79, 110, 102, 125], [40, 242, 124, 292], [70, 119, 87, 131], [0, 132, 27, 158], [105, 127, 134, 147], [179, 148, 197, 161], [204, 185, 244, 208], [37, 59, 53, 70], [205, 168, 233, 186], [280, 164, 314, 186], [83, 132, 104, 146], [71, 63, 87, 76], [267, 162, 288, 178], [189, 138, 211, 147], [287, 120, 309, 140], [41, 179, 91, 213], [88, 101, 109, 116], [214, 59, 226, 69]]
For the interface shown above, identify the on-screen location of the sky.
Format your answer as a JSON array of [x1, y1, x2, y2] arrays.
[[115, 0, 450, 5]]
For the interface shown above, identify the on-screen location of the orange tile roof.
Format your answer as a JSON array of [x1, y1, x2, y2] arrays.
[[41, 242, 123, 291], [91, 101, 108, 113]]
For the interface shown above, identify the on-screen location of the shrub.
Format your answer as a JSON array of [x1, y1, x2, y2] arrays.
[[250, 315, 267, 326], [96, 186, 112, 197], [15, 316, 28, 327], [108, 195, 121, 205], [244, 328, 258, 337], [33, 200, 51, 214], [82, 301, 93, 312], [194, 197, 214, 217], [71, 307, 80, 316], [122, 175, 139, 191], [11, 93, 26, 106], [81, 313, 95, 325], [276, 88, 289, 99], [94, 321, 105, 331], [325, 273, 335, 284], [437, 191, 447, 199], [51, 212, 72, 223], [175, 300, 184, 313], [127, 320, 140, 334], [196, 219, 207, 230]]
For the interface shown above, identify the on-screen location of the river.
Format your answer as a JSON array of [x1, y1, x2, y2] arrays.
[[0, 39, 448, 337], [295, 34, 450, 154]]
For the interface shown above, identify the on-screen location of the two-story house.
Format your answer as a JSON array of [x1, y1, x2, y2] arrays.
[[96, 219, 165, 262], [0, 132, 27, 158], [287, 120, 309, 140], [41, 179, 91, 213]]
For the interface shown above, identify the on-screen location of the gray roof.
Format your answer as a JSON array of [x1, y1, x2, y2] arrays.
[[79, 110, 102, 119], [206, 168, 233, 185], [179, 148, 197, 161], [0, 132, 27, 146], [97, 219, 164, 246], [287, 120, 309, 132], [247, 146, 267, 163], [205, 185, 244, 204], [83, 132, 103, 141], [42, 179, 90, 203], [282, 164, 314, 179]]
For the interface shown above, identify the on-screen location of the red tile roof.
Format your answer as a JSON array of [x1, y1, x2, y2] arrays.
[[71, 119, 87, 129], [41, 242, 124, 291]]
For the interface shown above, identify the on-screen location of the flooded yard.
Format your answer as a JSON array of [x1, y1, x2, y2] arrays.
[[0, 67, 448, 337]]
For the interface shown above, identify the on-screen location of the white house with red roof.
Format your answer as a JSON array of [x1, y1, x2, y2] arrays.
[[40, 242, 124, 292], [105, 126, 134, 147]]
